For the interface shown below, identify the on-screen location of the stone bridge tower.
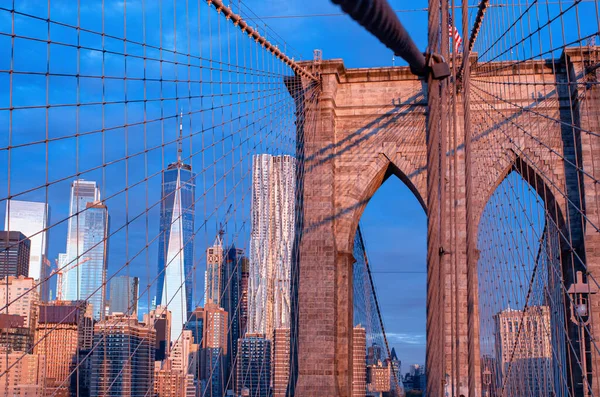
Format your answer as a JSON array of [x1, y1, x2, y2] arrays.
[[288, 47, 600, 397]]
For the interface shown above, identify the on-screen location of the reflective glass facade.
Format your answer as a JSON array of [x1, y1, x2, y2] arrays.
[[109, 275, 139, 315], [157, 162, 195, 343], [62, 180, 108, 320], [4, 200, 49, 281]]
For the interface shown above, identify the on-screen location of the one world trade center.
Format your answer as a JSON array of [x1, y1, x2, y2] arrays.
[[157, 114, 195, 342]]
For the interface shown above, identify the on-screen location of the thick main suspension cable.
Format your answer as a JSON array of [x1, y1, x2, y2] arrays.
[[207, 0, 318, 81], [330, 0, 428, 76]]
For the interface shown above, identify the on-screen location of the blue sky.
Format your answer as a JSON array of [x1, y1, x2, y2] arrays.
[[1, 0, 596, 372], [361, 177, 427, 367]]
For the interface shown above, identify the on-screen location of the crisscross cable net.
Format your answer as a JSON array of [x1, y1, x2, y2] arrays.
[[0, 0, 319, 396], [463, 0, 600, 393]]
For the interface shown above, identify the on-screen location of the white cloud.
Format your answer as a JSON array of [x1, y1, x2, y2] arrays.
[[386, 332, 426, 345]]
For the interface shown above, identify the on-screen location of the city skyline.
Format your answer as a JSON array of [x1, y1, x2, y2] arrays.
[[0, 161, 417, 395]]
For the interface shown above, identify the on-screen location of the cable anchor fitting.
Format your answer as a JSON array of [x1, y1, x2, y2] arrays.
[[439, 246, 451, 256]]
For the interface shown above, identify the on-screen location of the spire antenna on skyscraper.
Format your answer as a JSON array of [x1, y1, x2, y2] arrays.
[[177, 110, 183, 164]]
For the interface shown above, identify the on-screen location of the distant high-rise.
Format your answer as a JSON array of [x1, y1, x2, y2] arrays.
[[205, 234, 224, 306], [0, 348, 45, 396], [34, 301, 94, 397], [4, 200, 49, 281], [91, 313, 155, 396], [157, 115, 196, 344], [40, 256, 52, 301], [154, 359, 195, 397], [222, 245, 245, 389], [62, 180, 108, 320], [367, 342, 383, 365], [352, 325, 366, 397], [388, 347, 403, 394], [170, 330, 197, 397], [171, 329, 194, 374], [273, 327, 291, 397], [409, 363, 421, 376], [236, 334, 272, 397], [0, 231, 31, 278], [109, 275, 139, 316], [0, 276, 38, 328], [0, 314, 32, 352], [200, 303, 228, 397], [239, 256, 250, 337], [202, 302, 228, 354], [367, 360, 391, 393], [185, 307, 205, 383], [186, 307, 204, 345], [144, 305, 172, 361], [494, 305, 553, 396], [248, 154, 295, 339]]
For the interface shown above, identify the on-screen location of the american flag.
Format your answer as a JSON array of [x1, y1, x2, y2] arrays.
[[448, 15, 463, 53]]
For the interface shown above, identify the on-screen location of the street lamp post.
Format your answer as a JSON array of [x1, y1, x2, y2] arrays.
[[567, 271, 598, 397], [482, 367, 492, 396]]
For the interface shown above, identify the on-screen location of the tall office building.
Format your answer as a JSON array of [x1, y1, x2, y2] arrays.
[[40, 256, 52, 301], [222, 245, 244, 389], [4, 200, 49, 281], [34, 301, 93, 397], [367, 361, 392, 393], [157, 117, 196, 344], [0, 314, 32, 353], [0, 276, 38, 328], [0, 347, 45, 396], [239, 256, 250, 337], [494, 305, 553, 396], [273, 327, 291, 397], [154, 329, 197, 397], [186, 306, 204, 345], [171, 329, 194, 374], [353, 325, 367, 397], [205, 234, 224, 306], [248, 154, 295, 340], [109, 275, 139, 315], [0, 231, 31, 278], [186, 307, 205, 383], [144, 305, 172, 361], [154, 359, 195, 397], [200, 303, 228, 397], [388, 347, 403, 394], [236, 334, 272, 397], [91, 313, 156, 396], [367, 342, 383, 366], [202, 302, 228, 353], [62, 180, 108, 320]]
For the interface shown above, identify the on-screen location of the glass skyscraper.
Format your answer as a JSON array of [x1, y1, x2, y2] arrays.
[[4, 200, 49, 281], [156, 123, 195, 343], [109, 275, 139, 316], [62, 180, 108, 320]]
